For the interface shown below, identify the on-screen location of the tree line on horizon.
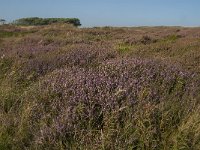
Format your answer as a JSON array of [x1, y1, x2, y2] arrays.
[[0, 17, 81, 26]]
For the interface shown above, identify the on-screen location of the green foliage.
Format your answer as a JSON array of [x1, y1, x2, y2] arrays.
[[0, 30, 36, 38], [13, 17, 81, 27], [162, 34, 181, 43], [0, 31, 16, 38], [117, 43, 132, 54]]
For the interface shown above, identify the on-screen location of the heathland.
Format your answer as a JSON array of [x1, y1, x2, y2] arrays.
[[0, 23, 200, 149]]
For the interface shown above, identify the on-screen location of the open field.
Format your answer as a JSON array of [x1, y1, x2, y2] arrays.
[[1, 24, 200, 149]]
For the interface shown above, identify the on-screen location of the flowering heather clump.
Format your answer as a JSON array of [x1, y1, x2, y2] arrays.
[[16, 58, 196, 149]]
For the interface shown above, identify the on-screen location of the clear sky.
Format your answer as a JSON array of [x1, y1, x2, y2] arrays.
[[0, 0, 200, 27]]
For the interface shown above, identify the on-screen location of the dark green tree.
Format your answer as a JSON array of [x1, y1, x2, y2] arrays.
[[0, 19, 6, 25]]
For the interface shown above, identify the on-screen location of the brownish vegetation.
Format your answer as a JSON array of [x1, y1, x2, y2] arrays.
[[0, 24, 200, 149]]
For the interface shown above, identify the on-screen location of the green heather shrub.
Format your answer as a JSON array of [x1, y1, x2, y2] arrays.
[[162, 34, 182, 43], [117, 43, 132, 54]]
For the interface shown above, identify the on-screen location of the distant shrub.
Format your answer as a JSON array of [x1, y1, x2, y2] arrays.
[[13, 17, 81, 27], [140, 36, 157, 45]]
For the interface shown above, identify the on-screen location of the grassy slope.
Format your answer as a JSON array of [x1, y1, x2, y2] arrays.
[[0, 24, 200, 149]]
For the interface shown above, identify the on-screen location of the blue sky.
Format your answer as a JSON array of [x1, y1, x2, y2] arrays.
[[0, 0, 200, 27]]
